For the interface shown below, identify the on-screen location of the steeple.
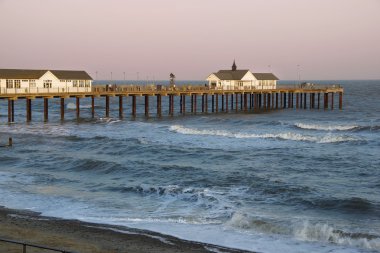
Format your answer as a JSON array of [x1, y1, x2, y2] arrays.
[[232, 60, 237, 71]]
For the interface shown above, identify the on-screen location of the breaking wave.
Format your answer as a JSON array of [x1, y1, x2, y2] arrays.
[[169, 125, 358, 143], [226, 213, 380, 251], [295, 123, 359, 131], [295, 123, 380, 132]]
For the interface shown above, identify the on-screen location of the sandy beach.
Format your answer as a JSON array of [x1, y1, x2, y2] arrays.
[[0, 206, 253, 253]]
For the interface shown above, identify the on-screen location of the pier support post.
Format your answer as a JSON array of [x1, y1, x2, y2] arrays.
[[191, 95, 194, 113], [43, 98, 48, 122], [317, 93, 320, 109], [339, 92, 343, 110], [26, 98, 32, 122], [309, 93, 313, 109], [283, 93, 287, 109], [211, 95, 215, 113], [105, 96, 110, 117], [331, 93, 334, 110], [204, 94, 207, 113], [240, 94, 243, 110], [263, 93, 267, 109], [144, 95, 149, 117], [288, 93, 291, 108], [221, 95, 224, 111], [300, 93, 303, 108], [183, 95, 186, 114], [225, 94, 229, 112], [231, 94, 234, 110], [180, 95, 183, 114], [275, 93, 278, 109], [76, 97, 80, 119], [157, 95, 162, 116], [235, 94, 239, 112], [60, 98, 65, 121], [194, 94, 197, 113], [324, 93, 328, 109], [91, 96, 95, 118], [8, 99, 14, 123], [303, 93, 307, 109], [296, 93, 299, 109], [215, 94, 218, 113], [201, 95, 204, 113], [243, 94, 247, 112], [119, 96, 124, 118], [168, 95, 174, 116], [132, 95, 136, 116]]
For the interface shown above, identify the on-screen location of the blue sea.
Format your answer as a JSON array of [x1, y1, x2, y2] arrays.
[[0, 80, 379, 253]]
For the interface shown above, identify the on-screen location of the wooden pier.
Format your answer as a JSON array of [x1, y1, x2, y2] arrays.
[[0, 85, 343, 123]]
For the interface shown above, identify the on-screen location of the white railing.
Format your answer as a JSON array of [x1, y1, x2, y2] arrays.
[[0, 87, 92, 94]]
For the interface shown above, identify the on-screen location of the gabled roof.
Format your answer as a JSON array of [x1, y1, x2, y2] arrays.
[[252, 73, 278, 80], [50, 70, 93, 80], [0, 69, 47, 79], [0, 69, 93, 80], [213, 70, 250, 80]]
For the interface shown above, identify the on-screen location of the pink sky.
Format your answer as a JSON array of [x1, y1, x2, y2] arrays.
[[0, 0, 379, 80]]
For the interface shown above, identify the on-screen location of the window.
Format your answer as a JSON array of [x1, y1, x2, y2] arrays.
[[43, 80, 52, 88], [73, 80, 78, 87], [85, 80, 90, 87], [60, 80, 65, 82], [22, 80, 28, 82], [79, 80, 84, 87], [6, 80, 14, 89], [29, 80, 36, 88], [14, 80, 21, 88]]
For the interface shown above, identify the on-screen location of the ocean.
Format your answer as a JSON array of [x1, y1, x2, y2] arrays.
[[0, 80, 379, 253]]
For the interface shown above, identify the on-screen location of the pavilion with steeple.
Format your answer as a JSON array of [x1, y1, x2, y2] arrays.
[[206, 61, 278, 90]]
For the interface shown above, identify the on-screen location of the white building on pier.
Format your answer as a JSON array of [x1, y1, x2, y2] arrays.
[[206, 61, 278, 90], [0, 69, 93, 94]]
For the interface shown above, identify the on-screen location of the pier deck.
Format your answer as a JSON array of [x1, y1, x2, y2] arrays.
[[0, 84, 344, 123]]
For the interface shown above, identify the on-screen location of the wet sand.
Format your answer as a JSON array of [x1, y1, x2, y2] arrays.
[[0, 207, 253, 253]]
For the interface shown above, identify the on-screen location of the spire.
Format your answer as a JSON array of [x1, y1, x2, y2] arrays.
[[232, 60, 237, 71]]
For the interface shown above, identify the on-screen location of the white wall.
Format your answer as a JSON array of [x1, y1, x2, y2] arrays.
[[0, 71, 92, 94]]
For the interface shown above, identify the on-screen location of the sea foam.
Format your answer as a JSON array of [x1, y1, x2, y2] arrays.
[[169, 125, 358, 143], [295, 123, 359, 131]]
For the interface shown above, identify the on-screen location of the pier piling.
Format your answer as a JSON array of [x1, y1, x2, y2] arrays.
[[26, 98, 32, 122], [76, 97, 80, 119], [91, 96, 95, 118], [60, 98, 64, 120], [43, 98, 48, 122], [105, 96, 110, 117], [144, 95, 149, 117]]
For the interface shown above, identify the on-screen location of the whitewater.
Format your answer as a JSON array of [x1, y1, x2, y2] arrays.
[[0, 80, 379, 253]]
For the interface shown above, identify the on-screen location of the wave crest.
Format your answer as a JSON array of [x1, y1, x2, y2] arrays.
[[295, 123, 359, 131], [169, 125, 358, 143]]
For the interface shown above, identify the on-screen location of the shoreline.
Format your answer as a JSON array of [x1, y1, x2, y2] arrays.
[[0, 206, 255, 253]]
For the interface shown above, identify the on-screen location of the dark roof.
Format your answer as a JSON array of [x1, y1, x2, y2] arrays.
[[213, 70, 250, 80], [252, 73, 279, 80], [50, 70, 93, 80], [0, 69, 93, 80], [0, 69, 47, 79]]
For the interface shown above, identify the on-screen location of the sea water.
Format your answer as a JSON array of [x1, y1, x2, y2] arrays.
[[0, 80, 379, 253]]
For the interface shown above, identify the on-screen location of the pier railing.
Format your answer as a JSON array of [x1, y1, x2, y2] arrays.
[[0, 238, 75, 253], [0, 84, 342, 95]]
